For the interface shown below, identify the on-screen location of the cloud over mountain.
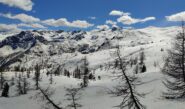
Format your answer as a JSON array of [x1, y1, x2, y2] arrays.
[[42, 18, 94, 28], [96, 24, 109, 30], [109, 10, 155, 25], [0, 13, 40, 23], [0, 24, 21, 33], [117, 16, 155, 25], [18, 23, 46, 29], [166, 11, 185, 21], [106, 20, 117, 25]]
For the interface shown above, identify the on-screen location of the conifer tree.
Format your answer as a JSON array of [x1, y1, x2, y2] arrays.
[[65, 87, 82, 109], [162, 22, 185, 99], [109, 46, 145, 109], [23, 76, 29, 94], [81, 57, 89, 87], [34, 64, 41, 90], [0, 68, 4, 90], [16, 74, 23, 95]]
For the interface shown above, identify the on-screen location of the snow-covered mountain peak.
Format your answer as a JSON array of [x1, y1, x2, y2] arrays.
[[0, 26, 180, 69]]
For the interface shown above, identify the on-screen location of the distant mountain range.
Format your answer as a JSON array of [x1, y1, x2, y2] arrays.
[[0, 26, 180, 70]]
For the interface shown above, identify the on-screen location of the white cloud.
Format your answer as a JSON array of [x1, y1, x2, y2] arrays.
[[0, 13, 94, 29], [96, 25, 110, 30], [0, 13, 40, 23], [141, 17, 156, 22], [42, 18, 67, 27], [0, 22, 46, 33], [18, 23, 46, 29], [166, 11, 185, 21], [117, 15, 155, 25], [0, 0, 33, 11], [0, 24, 21, 33], [117, 15, 137, 25], [106, 20, 117, 25], [109, 10, 130, 16], [71, 20, 94, 28], [88, 16, 96, 20], [109, 10, 155, 25], [42, 18, 94, 28]]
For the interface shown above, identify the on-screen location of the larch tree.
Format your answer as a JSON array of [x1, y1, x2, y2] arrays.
[[109, 46, 145, 109], [162, 22, 185, 99], [16, 74, 23, 95], [65, 87, 82, 109], [34, 64, 41, 90], [81, 57, 89, 88], [22, 76, 29, 94], [34, 86, 63, 109], [0, 68, 4, 90]]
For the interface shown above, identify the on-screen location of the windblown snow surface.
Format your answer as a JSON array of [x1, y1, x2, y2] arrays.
[[0, 26, 184, 109]]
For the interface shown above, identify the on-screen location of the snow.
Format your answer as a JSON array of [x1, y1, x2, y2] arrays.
[[0, 26, 184, 109], [0, 33, 17, 41]]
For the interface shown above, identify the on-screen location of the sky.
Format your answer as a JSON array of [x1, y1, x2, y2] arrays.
[[0, 0, 185, 32]]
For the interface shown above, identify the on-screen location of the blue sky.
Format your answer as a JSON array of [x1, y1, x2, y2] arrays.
[[0, 0, 185, 32]]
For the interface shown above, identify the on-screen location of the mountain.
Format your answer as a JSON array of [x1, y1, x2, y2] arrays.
[[0, 26, 183, 109], [0, 26, 179, 70]]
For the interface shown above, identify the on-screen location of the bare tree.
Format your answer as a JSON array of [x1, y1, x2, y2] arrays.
[[109, 46, 145, 109], [10, 77, 15, 86], [65, 87, 82, 109], [73, 66, 81, 79], [16, 74, 23, 95], [49, 71, 53, 84], [162, 21, 185, 99], [138, 49, 146, 73], [139, 48, 145, 65], [26, 69, 31, 78], [0, 68, 4, 90], [81, 57, 89, 88], [33, 86, 63, 109], [39, 87, 62, 109], [34, 64, 41, 90], [54, 65, 61, 76], [22, 76, 29, 94]]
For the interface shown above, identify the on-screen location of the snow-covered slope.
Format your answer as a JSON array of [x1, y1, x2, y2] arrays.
[[0, 26, 183, 109]]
